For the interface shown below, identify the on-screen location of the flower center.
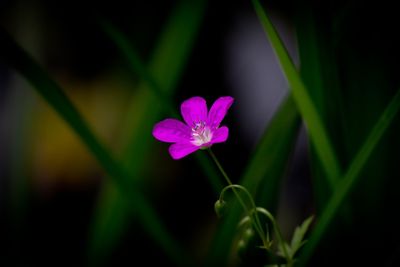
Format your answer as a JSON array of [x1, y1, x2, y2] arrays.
[[191, 121, 212, 146]]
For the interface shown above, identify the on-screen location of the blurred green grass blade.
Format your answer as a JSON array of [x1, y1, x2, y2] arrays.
[[88, 181, 129, 265], [121, 0, 207, 156], [0, 29, 126, 186], [295, 8, 331, 209], [295, 6, 351, 213], [205, 95, 301, 266], [195, 153, 224, 194], [99, 20, 176, 116], [119, 0, 207, 171], [296, 8, 324, 114], [204, 205, 241, 266], [88, 0, 211, 264], [0, 29, 188, 266], [100, 18, 222, 193], [297, 89, 400, 266], [120, 0, 223, 205], [242, 95, 300, 209], [252, 0, 341, 189]]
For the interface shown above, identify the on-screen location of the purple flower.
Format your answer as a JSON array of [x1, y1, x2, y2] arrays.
[[152, 96, 234, 159]]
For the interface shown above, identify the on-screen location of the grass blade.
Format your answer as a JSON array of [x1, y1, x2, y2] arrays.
[[297, 89, 400, 266], [0, 28, 188, 266], [0, 28, 124, 187], [242, 95, 300, 209], [252, 0, 341, 189], [295, 6, 329, 209], [295, 5, 350, 212], [99, 20, 176, 116]]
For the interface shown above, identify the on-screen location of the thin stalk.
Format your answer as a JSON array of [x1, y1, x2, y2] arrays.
[[256, 207, 291, 266], [207, 149, 267, 251]]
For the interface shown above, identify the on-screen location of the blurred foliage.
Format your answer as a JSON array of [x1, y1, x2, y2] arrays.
[[1, 0, 400, 266]]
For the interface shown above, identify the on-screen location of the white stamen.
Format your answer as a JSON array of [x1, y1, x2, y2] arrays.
[[191, 121, 212, 146]]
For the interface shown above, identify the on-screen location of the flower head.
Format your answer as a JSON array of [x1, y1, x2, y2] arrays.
[[152, 96, 234, 159]]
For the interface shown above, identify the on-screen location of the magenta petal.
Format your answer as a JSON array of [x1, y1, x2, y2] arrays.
[[168, 142, 199, 159], [152, 118, 191, 143], [180, 96, 208, 127], [208, 96, 234, 128], [210, 126, 229, 144]]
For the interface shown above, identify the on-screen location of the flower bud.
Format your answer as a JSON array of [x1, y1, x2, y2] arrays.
[[243, 227, 255, 242], [214, 199, 226, 218], [236, 238, 249, 258]]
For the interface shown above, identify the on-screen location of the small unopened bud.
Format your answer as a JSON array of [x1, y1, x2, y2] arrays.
[[243, 227, 255, 242], [214, 199, 226, 218], [236, 239, 247, 257]]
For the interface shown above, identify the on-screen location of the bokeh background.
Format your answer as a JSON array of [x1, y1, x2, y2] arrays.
[[1, 0, 399, 266]]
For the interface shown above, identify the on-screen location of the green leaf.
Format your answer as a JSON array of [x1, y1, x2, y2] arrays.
[[289, 216, 314, 258], [252, 0, 341, 189], [277, 242, 292, 259], [297, 89, 400, 266], [0, 28, 188, 266]]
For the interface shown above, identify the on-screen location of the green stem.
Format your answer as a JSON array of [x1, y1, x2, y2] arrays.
[[219, 185, 261, 227], [218, 185, 293, 265], [220, 185, 257, 208], [207, 149, 267, 249], [256, 207, 292, 266], [207, 149, 233, 186], [219, 184, 270, 244]]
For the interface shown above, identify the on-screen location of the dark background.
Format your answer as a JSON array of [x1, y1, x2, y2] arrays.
[[1, 0, 400, 266]]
